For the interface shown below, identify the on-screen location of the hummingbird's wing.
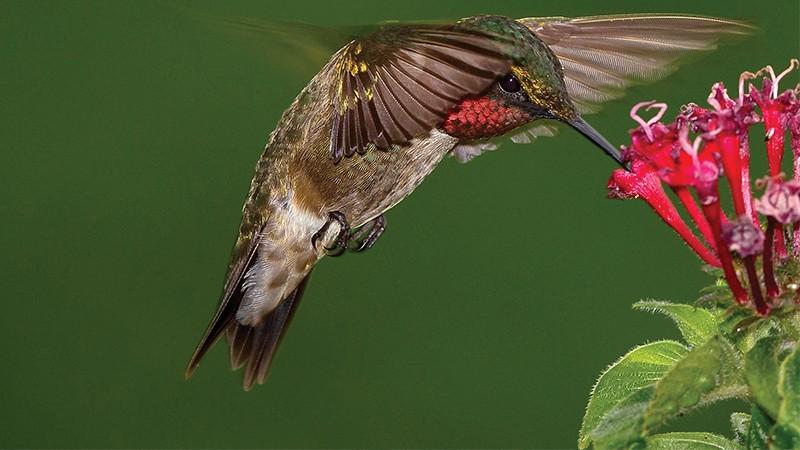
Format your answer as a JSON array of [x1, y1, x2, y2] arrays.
[[329, 25, 514, 162], [175, 6, 451, 83], [180, 9, 513, 160], [519, 14, 753, 114], [175, 5, 365, 80]]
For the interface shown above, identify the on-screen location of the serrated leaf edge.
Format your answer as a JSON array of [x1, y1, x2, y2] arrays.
[[633, 299, 719, 347], [578, 339, 688, 449]]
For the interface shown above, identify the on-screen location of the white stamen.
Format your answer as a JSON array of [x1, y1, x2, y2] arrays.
[[738, 71, 757, 106], [645, 103, 669, 126], [630, 100, 667, 142], [772, 59, 800, 98], [678, 126, 702, 164]]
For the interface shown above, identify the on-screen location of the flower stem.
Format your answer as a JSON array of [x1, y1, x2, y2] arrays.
[[744, 255, 770, 315], [701, 194, 749, 303]]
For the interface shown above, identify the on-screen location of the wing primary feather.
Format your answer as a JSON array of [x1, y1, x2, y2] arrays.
[[352, 74, 371, 154], [394, 50, 468, 98], [519, 14, 753, 114], [355, 103, 370, 155], [384, 60, 450, 116], [400, 47, 490, 93], [373, 72, 415, 141], [343, 110, 355, 157], [351, 108, 364, 156], [381, 64, 441, 125], [376, 72, 424, 136], [407, 42, 502, 79], [558, 58, 627, 88], [361, 72, 383, 142], [370, 88, 405, 145], [409, 32, 508, 59]]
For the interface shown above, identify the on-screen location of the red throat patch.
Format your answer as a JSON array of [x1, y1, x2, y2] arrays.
[[442, 97, 532, 140]]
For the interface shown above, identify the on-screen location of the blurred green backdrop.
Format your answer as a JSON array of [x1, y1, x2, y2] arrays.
[[1, 0, 798, 448]]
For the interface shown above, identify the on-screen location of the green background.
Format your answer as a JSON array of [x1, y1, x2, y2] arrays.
[[2, 0, 797, 448]]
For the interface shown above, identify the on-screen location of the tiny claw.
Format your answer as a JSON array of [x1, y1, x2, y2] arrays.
[[351, 215, 387, 252], [311, 211, 350, 256]]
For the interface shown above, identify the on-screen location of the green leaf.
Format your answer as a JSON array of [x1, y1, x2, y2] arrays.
[[588, 337, 745, 449], [773, 344, 800, 448], [730, 412, 750, 444], [590, 386, 653, 450], [747, 405, 772, 449], [634, 300, 719, 347], [745, 336, 783, 419], [644, 336, 747, 432], [578, 340, 689, 449], [644, 432, 744, 449]]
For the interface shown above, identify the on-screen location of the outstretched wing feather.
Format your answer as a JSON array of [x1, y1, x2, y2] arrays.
[[519, 14, 753, 113], [330, 26, 512, 159]]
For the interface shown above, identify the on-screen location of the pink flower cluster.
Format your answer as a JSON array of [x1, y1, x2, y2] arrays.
[[608, 61, 800, 315]]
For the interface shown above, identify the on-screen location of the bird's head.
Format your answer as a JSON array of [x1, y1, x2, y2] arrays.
[[443, 15, 624, 165]]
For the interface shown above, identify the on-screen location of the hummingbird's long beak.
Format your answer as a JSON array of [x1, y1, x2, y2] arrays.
[[567, 117, 627, 169]]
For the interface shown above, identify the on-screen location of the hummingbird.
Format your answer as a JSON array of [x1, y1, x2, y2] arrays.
[[185, 13, 749, 390]]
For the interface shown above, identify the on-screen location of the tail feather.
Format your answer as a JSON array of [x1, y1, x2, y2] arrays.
[[185, 233, 262, 380], [186, 267, 314, 389], [185, 290, 242, 379], [227, 324, 254, 370], [234, 270, 313, 390]]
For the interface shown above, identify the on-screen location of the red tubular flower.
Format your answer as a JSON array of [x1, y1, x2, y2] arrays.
[[675, 130, 751, 304], [627, 105, 720, 251], [608, 160, 721, 267], [609, 61, 800, 316], [749, 65, 798, 260]]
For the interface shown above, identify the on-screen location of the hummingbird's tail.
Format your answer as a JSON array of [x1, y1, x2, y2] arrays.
[[226, 269, 313, 391], [185, 267, 315, 391], [186, 205, 326, 390]]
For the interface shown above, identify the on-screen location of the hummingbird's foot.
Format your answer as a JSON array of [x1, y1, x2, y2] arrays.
[[350, 215, 386, 252], [311, 211, 350, 257]]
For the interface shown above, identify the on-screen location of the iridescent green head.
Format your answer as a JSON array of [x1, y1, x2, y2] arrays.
[[457, 15, 623, 166], [459, 15, 576, 121]]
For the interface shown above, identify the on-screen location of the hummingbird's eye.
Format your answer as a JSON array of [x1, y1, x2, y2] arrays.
[[499, 74, 521, 94]]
